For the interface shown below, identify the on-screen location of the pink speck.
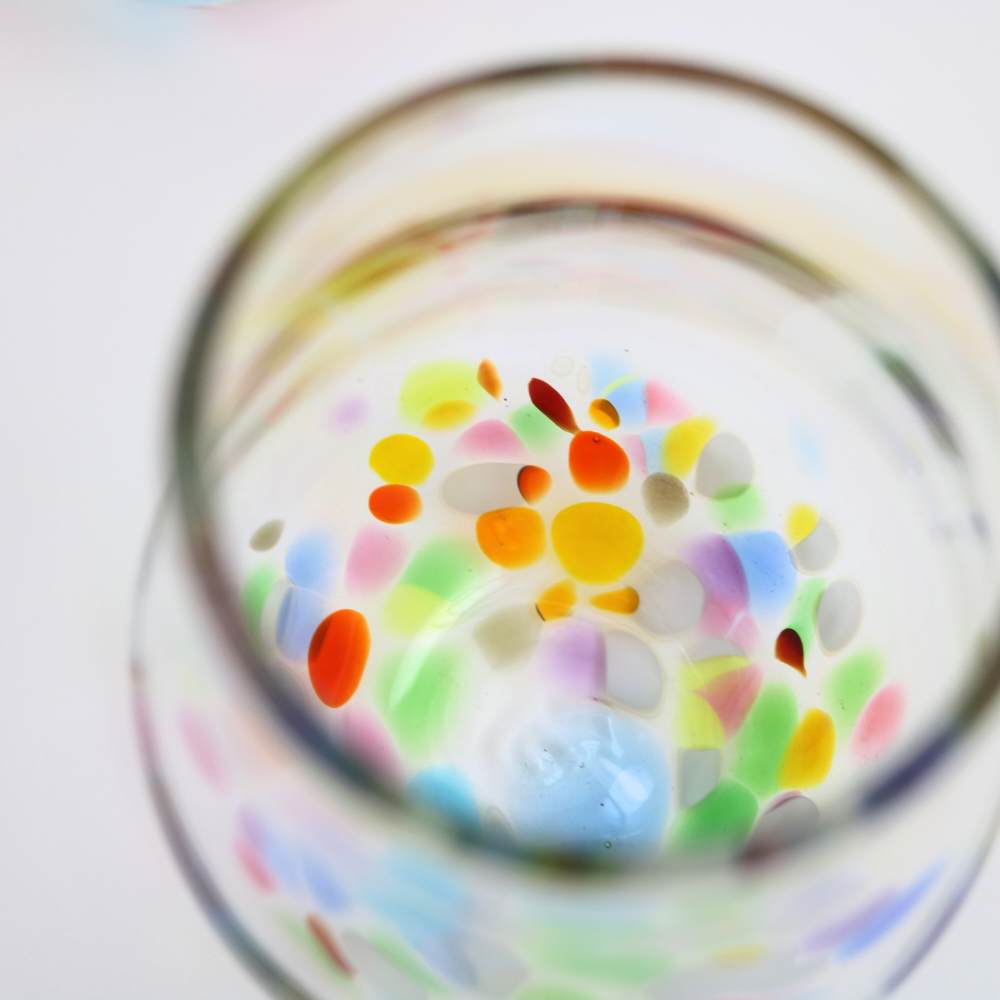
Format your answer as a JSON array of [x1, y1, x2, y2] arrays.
[[700, 663, 763, 737], [455, 420, 529, 461], [179, 706, 229, 792], [541, 619, 607, 698], [234, 836, 276, 893], [729, 614, 761, 656], [646, 380, 691, 425], [331, 396, 368, 431], [340, 706, 403, 786], [345, 526, 408, 592], [851, 684, 905, 760], [620, 434, 647, 476]]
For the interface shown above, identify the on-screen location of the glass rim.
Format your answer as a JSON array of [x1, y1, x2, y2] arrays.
[[173, 56, 1000, 878]]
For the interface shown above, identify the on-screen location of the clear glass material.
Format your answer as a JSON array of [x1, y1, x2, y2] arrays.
[[134, 61, 1000, 1000]]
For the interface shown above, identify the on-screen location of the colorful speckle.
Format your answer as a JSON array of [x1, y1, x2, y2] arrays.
[[851, 684, 905, 759], [536, 579, 577, 621], [509, 403, 562, 453], [686, 535, 747, 636], [679, 748, 721, 808], [729, 531, 796, 621], [410, 765, 481, 832], [370, 434, 434, 486], [775, 628, 806, 675], [589, 398, 620, 430], [331, 395, 368, 432], [731, 683, 798, 799], [551, 503, 644, 584], [517, 465, 552, 504], [590, 586, 639, 615], [541, 619, 606, 697], [455, 420, 529, 461], [664, 417, 716, 478], [477, 359, 503, 400], [699, 663, 764, 738], [787, 503, 821, 546], [794, 517, 839, 573], [778, 709, 835, 789], [399, 360, 485, 426], [641, 472, 689, 525], [286, 529, 336, 592], [695, 433, 754, 499], [308, 609, 370, 708], [250, 519, 284, 551], [346, 526, 408, 593], [505, 703, 669, 857], [477, 507, 546, 569], [528, 378, 578, 433], [670, 779, 758, 852], [369, 484, 422, 524], [306, 915, 355, 977], [604, 377, 646, 429], [422, 399, 477, 430], [745, 793, 820, 853], [645, 379, 690, 424], [569, 432, 630, 493], [273, 585, 328, 664], [709, 484, 767, 530], [241, 563, 281, 642], [824, 647, 884, 739]]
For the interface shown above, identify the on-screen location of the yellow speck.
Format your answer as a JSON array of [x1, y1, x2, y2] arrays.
[[550, 503, 644, 585], [712, 944, 766, 967], [678, 656, 749, 692], [778, 708, 835, 789], [589, 587, 639, 614], [674, 691, 725, 749], [787, 503, 821, 545], [421, 400, 477, 430], [663, 417, 717, 477], [369, 434, 434, 485], [536, 579, 577, 621]]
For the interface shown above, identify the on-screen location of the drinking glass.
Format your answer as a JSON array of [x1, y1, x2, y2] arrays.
[[133, 60, 1000, 1000]]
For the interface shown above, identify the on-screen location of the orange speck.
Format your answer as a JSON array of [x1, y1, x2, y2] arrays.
[[569, 432, 630, 493], [590, 586, 639, 614], [422, 399, 477, 430], [589, 398, 620, 430], [775, 628, 806, 676], [368, 484, 422, 524], [537, 579, 577, 621], [308, 610, 371, 708], [476, 507, 546, 569], [528, 378, 578, 433], [477, 359, 503, 400], [518, 464, 552, 503]]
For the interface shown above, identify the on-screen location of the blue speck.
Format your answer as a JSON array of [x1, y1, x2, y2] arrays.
[[605, 378, 647, 430], [409, 766, 481, 833], [301, 847, 350, 912], [639, 428, 667, 474], [285, 529, 335, 592], [276, 586, 327, 664], [730, 531, 797, 620], [590, 355, 631, 397]]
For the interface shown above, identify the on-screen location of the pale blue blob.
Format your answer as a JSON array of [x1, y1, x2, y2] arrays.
[[301, 847, 350, 912], [590, 354, 630, 396], [506, 703, 669, 858], [285, 529, 335, 592], [410, 766, 481, 833], [730, 531, 797, 620], [276, 586, 326, 663], [241, 810, 302, 893], [605, 377, 647, 430], [640, 428, 667, 474]]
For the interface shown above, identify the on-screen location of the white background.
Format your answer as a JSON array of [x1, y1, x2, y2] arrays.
[[2, 1, 999, 997]]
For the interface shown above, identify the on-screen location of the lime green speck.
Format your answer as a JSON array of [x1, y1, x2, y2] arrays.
[[669, 779, 759, 852], [400, 537, 482, 599], [376, 645, 465, 755], [241, 563, 281, 645], [381, 584, 448, 638], [526, 925, 670, 986], [823, 647, 884, 739], [510, 403, 563, 452], [399, 360, 486, 425], [784, 577, 826, 659], [708, 485, 766, 530], [731, 683, 798, 799], [366, 929, 445, 992]]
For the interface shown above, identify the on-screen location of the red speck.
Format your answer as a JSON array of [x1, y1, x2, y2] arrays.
[[775, 627, 805, 675], [308, 610, 371, 707], [528, 378, 578, 433], [306, 914, 355, 976]]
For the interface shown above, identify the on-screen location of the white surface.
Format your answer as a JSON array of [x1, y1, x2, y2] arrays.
[[1, 1, 999, 997]]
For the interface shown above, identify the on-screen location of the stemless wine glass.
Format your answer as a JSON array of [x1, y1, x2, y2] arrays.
[[133, 60, 1000, 1000]]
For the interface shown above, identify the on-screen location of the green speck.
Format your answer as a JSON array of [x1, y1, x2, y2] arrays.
[[823, 647, 884, 739], [366, 928, 446, 992], [526, 924, 670, 986], [376, 645, 465, 755], [731, 683, 798, 799], [709, 485, 766, 530], [669, 779, 759, 852], [401, 536, 482, 599], [785, 577, 826, 659], [510, 403, 563, 452], [241, 563, 281, 645]]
